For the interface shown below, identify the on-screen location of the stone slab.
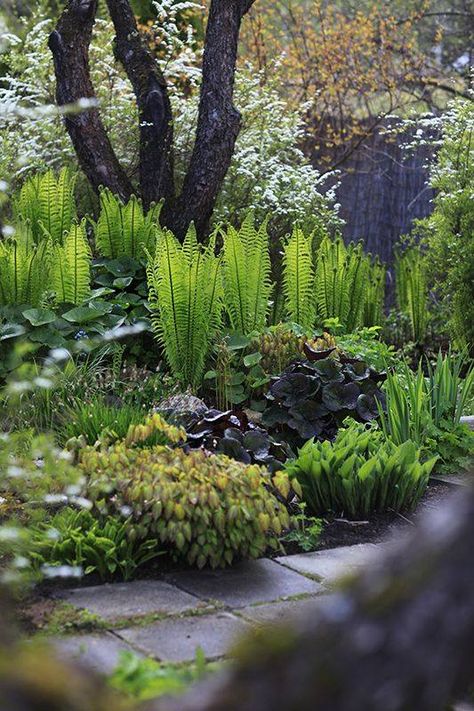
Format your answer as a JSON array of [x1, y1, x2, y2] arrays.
[[118, 612, 250, 662], [55, 580, 204, 621], [51, 632, 139, 674], [166, 558, 321, 608], [276, 544, 380, 583], [239, 595, 330, 625]]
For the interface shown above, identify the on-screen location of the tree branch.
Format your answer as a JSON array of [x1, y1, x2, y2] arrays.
[[154, 487, 474, 711], [48, 0, 132, 201], [164, 0, 257, 239], [105, 0, 175, 209]]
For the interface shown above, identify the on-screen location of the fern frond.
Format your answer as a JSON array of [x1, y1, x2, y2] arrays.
[[221, 213, 271, 334], [13, 168, 76, 244], [51, 221, 91, 304], [95, 189, 159, 260], [222, 224, 248, 332], [282, 226, 315, 329], [147, 230, 222, 388]]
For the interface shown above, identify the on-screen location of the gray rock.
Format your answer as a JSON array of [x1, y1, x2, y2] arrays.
[[118, 612, 250, 662], [55, 580, 204, 621], [157, 392, 208, 427], [166, 558, 321, 608], [50, 632, 139, 674], [276, 544, 380, 584]]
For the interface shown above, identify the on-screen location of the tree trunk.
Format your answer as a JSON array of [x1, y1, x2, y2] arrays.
[[153, 487, 474, 711], [106, 0, 175, 209], [49, 0, 256, 240], [162, 0, 254, 239], [48, 0, 133, 201]]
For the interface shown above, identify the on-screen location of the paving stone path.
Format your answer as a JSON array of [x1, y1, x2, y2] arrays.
[[49, 540, 401, 670]]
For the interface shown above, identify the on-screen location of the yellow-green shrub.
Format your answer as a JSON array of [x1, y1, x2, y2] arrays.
[[81, 446, 292, 569]]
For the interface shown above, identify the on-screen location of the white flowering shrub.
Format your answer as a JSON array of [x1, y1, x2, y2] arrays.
[[417, 90, 474, 350], [0, 3, 338, 235]]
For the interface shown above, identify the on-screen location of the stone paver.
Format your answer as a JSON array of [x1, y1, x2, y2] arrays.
[[51, 632, 139, 674], [276, 543, 380, 584], [118, 612, 250, 662], [55, 580, 204, 621], [166, 558, 322, 608], [239, 595, 330, 625]]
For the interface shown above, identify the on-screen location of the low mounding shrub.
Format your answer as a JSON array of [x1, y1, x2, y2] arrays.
[[262, 355, 385, 449], [285, 422, 437, 519], [81, 445, 292, 569]]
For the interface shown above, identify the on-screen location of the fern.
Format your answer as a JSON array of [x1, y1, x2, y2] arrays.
[[146, 226, 222, 388], [13, 168, 77, 243], [282, 226, 315, 329], [344, 243, 369, 332], [395, 247, 428, 342], [364, 256, 386, 327], [0, 225, 51, 306], [315, 235, 348, 326], [221, 213, 272, 334], [51, 221, 92, 305], [94, 188, 161, 260], [315, 236, 383, 332]]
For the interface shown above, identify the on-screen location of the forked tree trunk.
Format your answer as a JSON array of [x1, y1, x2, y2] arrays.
[[153, 487, 474, 711], [49, 0, 256, 240]]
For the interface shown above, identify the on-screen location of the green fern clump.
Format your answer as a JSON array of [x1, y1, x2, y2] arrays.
[[395, 246, 428, 342], [314, 236, 383, 332], [13, 168, 77, 243], [364, 256, 386, 327], [221, 212, 272, 334], [94, 188, 161, 260], [0, 226, 51, 306], [282, 226, 315, 329], [51, 221, 91, 305], [315, 235, 350, 327], [147, 226, 223, 388]]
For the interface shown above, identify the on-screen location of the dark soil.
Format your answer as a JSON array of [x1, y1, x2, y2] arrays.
[[314, 480, 454, 552]]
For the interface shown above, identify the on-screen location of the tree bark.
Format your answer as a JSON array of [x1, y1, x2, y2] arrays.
[[153, 487, 474, 711], [50, 0, 257, 239], [105, 0, 175, 209], [48, 0, 133, 201], [164, 0, 257, 239]]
